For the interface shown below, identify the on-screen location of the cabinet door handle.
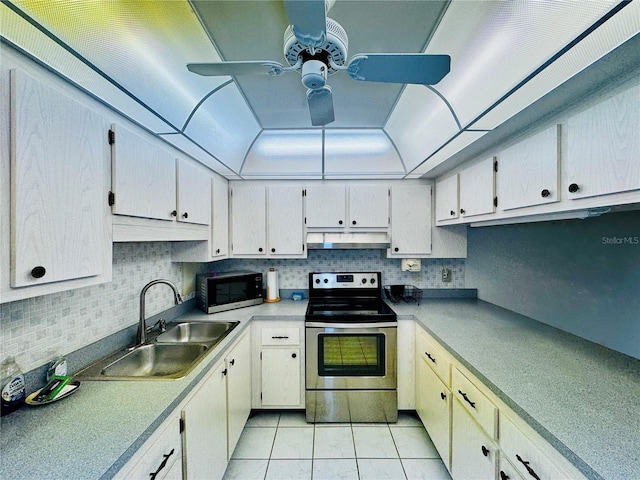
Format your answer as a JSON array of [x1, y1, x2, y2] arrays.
[[460, 208, 466, 215], [352, 220, 357, 225], [500, 471, 510, 480], [230, 359, 235, 366], [425, 352, 436, 363], [149, 448, 175, 480], [258, 247, 263, 252], [458, 390, 476, 408], [271, 248, 276, 253], [440, 392, 446, 400], [568, 183, 580, 193], [215, 248, 221, 254], [394, 247, 399, 252], [171, 210, 177, 217], [271, 336, 289, 339], [516, 454, 541, 480], [291, 353, 297, 358], [182, 212, 189, 219], [540, 189, 551, 198], [481, 445, 489, 457], [338, 220, 343, 225], [450, 210, 455, 216], [31, 266, 46, 279], [222, 368, 227, 376]]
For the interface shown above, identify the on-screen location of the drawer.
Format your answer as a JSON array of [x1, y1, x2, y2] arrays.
[[416, 328, 451, 385], [261, 327, 300, 345], [452, 367, 498, 440], [500, 415, 569, 480], [499, 456, 526, 480]]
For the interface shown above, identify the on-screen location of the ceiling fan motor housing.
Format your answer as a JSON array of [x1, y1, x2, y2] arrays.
[[283, 17, 349, 74], [301, 60, 327, 89]]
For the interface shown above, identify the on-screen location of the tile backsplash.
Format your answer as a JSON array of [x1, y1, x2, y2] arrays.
[[1, 245, 464, 373]]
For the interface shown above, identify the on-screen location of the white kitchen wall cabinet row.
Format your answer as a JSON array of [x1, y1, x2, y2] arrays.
[[436, 78, 640, 227], [414, 324, 587, 480]]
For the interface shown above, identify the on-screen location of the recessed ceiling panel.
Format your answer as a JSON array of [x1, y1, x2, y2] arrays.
[[425, 0, 620, 128], [183, 84, 261, 173], [385, 85, 460, 172], [324, 129, 404, 178], [9, 0, 228, 130], [242, 130, 323, 178]]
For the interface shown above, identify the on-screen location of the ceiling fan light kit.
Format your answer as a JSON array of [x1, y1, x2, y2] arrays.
[[187, 0, 451, 126]]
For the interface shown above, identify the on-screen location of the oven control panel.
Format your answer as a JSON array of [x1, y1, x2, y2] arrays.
[[310, 272, 381, 289]]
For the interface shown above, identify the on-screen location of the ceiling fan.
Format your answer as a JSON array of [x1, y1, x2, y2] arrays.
[[187, 0, 450, 126]]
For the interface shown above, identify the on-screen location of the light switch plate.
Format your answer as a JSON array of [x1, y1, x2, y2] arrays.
[[401, 259, 421, 272]]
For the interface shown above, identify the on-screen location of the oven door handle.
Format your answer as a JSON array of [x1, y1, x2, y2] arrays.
[[305, 322, 398, 329]]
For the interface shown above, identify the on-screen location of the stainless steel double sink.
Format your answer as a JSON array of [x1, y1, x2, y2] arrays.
[[75, 321, 239, 380]]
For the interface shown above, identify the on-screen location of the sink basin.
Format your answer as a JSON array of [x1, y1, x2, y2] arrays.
[[101, 343, 209, 379], [156, 321, 239, 344]]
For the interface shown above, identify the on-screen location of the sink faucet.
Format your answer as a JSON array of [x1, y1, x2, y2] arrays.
[[137, 279, 183, 345]]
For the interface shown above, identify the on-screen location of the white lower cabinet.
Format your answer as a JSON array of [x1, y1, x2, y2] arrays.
[[115, 413, 182, 480], [225, 330, 252, 459], [499, 457, 526, 480], [253, 322, 305, 408], [451, 400, 498, 480]]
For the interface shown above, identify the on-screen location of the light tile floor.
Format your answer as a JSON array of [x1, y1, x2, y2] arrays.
[[223, 411, 453, 480]]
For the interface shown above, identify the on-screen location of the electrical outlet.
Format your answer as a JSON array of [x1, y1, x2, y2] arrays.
[[401, 259, 421, 272], [442, 268, 452, 282]]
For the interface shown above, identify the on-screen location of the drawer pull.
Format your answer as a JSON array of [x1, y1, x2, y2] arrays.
[[425, 352, 436, 363], [440, 392, 446, 400], [481, 445, 489, 457], [458, 389, 476, 408], [271, 335, 289, 339], [516, 454, 541, 480], [149, 448, 175, 480], [500, 471, 510, 480]]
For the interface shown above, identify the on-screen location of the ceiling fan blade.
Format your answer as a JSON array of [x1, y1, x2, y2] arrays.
[[346, 54, 451, 85], [284, 0, 327, 49], [307, 86, 334, 126], [187, 60, 287, 77]]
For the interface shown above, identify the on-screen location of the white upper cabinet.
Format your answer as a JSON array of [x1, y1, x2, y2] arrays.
[[566, 83, 640, 200], [348, 185, 389, 228], [211, 174, 229, 258], [176, 158, 211, 225], [498, 125, 560, 210], [305, 185, 347, 228], [435, 174, 460, 222], [390, 184, 431, 256], [267, 186, 304, 256], [9, 69, 110, 289], [110, 123, 176, 221], [230, 184, 267, 256], [459, 157, 496, 218]]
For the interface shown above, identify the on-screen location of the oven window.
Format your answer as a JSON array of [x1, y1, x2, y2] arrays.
[[318, 333, 385, 376]]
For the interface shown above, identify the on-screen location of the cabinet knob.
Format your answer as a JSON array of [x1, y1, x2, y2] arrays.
[[568, 183, 580, 193], [222, 368, 227, 376], [450, 210, 455, 216], [182, 212, 189, 219], [481, 445, 489, 457], [230, 359, 235, 366], [31, 266, 46, 279], [440, 392, 446, 400], [338, 220, 343, 225], [352, 220, 357, 225], [171, 210, 177, 217], [216, 248, 220, 254], [500, 471, 510, 480], [541, 189, 551, 198], [394, 247, 399, 252], [258, 247, 263, 252], [460, 208, 466, 215], [271, 248, 276, 253], [291, 353, 297, 359]]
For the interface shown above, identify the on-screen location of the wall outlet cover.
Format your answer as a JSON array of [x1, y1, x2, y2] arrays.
[[442, 268, 452, 282]]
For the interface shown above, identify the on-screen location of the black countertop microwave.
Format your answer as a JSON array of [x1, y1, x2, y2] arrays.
[[196, 271, 263, 314]]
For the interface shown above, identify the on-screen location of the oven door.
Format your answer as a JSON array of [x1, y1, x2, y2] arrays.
[[305, 322, 397, 390]]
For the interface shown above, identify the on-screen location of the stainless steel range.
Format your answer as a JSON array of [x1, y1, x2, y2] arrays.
[[305, 272, 398, 423]]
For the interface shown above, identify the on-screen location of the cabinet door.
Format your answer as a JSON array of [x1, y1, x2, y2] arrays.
[[261, 348, 301, 407], [10, 69, 107, 287], [305, 185, 346, 227], [435, 174, 459, 221], [459, 157, 496, 218], [390, 184, 431, 256], [226, 331, 252, 460], [268, 186, 304, 256], [349, 185, 389, 228], [566, 83, 640, 199], [182, 361, 228, 480], [176, 158, 211, 225], [451, 400, 497, 480], [498, 125, 560, 210], [416, 356, 451, 469], [230, 184, 266, 255], [110, 123, 176, 221], [211, 175, 229, 258]]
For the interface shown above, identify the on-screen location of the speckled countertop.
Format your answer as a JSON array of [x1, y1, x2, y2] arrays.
[[1, 298, 638, 480]]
